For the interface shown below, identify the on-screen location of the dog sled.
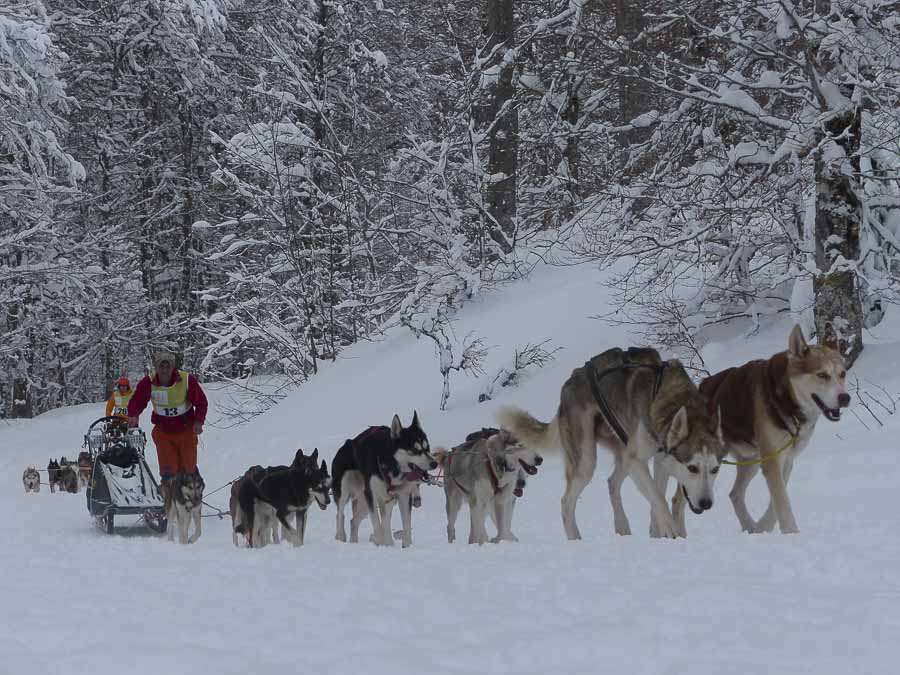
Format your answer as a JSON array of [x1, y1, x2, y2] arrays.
[[83, 416, 167, 534]]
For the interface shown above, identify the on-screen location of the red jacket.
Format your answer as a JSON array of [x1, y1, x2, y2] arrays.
[[128, 370, 208, 433]]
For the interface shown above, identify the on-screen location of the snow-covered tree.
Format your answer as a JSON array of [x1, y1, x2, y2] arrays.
[[578, 0, 900, 366], [1, 2, 85, 416]]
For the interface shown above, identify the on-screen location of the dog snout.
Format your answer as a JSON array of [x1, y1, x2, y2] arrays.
[[838, 393, 851, 408], [698, 497, 712, 511], [534, 455, 543, 466]]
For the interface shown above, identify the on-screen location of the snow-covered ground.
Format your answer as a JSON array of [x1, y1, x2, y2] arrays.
[[3, 261, 900, 675]]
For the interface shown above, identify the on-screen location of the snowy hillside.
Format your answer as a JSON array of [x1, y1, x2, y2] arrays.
[[2, 260, 900, 675]]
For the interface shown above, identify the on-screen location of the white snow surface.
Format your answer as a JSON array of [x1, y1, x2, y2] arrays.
[[3, 261, 900, 675]]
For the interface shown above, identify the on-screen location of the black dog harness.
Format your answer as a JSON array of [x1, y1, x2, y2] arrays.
[[584, 350, 668, 450]]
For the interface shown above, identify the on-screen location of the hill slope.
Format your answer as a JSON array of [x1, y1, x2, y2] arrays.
[[2, 260, 899, 675]]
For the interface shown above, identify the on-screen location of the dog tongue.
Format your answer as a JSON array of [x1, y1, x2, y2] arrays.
[[405, 469, 426, 482]]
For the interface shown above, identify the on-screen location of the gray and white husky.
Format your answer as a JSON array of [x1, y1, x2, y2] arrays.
[[434, 428, 542, 545], [23, 466, 41, 493], [498, 346, 726, 540]]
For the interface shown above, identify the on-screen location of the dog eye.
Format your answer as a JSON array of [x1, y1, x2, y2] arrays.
[[817, 372, 830, 380], [839, 371, 846, 379], [711, 466, 719, 475], [688, 465, 699, 474]]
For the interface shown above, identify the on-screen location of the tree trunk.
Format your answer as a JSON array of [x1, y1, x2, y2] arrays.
[[483, 0, 516, 253], [615, 0, 653, 153], [813, 105, 863, 366]]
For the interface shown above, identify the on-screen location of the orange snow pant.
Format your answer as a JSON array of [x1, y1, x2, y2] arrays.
[[151, 425, 198, 478]]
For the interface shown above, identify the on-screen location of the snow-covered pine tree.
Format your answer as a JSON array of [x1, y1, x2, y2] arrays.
[[0, 2, 85, 417]]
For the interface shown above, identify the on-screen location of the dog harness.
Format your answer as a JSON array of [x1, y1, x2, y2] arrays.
[[585, 352, 668, 449]]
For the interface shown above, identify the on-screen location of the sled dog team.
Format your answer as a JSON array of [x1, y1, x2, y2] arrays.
[[24, 325, 851, 547], [22, 453, 93, 495], [222, 324, 850, 547]]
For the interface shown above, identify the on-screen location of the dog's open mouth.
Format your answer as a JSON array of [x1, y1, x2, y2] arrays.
[[518, 459, 538, 475], [682, 485, 704, 515], [403, 468, 429, 482], [812, 394, 841, 421]]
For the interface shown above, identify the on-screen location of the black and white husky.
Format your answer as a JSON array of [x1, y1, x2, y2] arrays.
[[47, 459, 61, 493], [165, 470, 205, 544], [235, 449, 331, 548], [332, 412, 437, 547], [23, 466, 40, 493]]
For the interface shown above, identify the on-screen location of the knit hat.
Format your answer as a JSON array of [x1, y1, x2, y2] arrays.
[[153, 350, 177, 368]]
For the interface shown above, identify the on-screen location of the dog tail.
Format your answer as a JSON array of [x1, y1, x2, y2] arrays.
[[235, 479, 259, 538], [331, 439, 353, 506], [496, 406, 561, 452], [431, 447, 449, 467]]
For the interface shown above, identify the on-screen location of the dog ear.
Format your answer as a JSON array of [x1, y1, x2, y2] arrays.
[[411, 410, 421, 429], [666, 407, 690, 450], [310, 448, 318, 463], [391, 414, 403, 438], [320, 459, 327, 473], [788, 324, 809, 358]]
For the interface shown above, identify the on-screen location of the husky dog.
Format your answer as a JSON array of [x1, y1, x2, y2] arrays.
[[77, 451, 92, 490], [164, 470, 205, 544], [332, 412, 437, 547], [59, 457, 79, 494], [689, 324, 850, 535], [235, 449, 331, 548], [435, 428, 542, 545], [47, 459, 61, 493], [498, 347, 726, 540], [23, 467, 41, 493], [230, 468, 256, 547], [450, 427, 536, 538]]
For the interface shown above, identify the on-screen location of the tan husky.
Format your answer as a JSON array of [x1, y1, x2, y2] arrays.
[[689, 324, 850, 535], [498, 347, 725, 540]]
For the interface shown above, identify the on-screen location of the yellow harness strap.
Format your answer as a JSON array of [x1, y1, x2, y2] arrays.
[[722, 434, 797, 467]]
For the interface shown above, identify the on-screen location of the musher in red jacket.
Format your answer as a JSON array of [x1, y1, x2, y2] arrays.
[[127, 350, 208, 480]]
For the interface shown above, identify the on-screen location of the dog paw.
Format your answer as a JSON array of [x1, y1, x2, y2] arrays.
[[615, 524, 632, 536], [654, 519, 679, 539]]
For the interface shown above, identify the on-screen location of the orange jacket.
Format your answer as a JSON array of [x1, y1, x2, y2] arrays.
[[105, 389, 134, 418]]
